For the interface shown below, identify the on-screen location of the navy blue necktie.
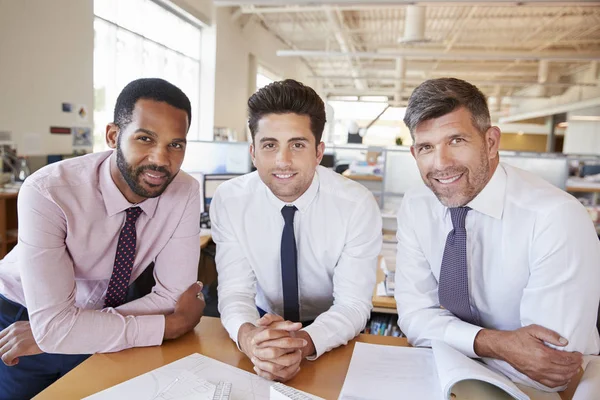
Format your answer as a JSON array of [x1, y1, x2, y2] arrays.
[[281, 205, 300, 322], [438, 207, 480, 325]]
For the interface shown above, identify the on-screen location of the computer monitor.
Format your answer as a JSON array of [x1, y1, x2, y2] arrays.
[[320, 153, 335, 168], [582, 164, 600, 177], [181, 141, 251, 174], [203, 174, 242, 212]]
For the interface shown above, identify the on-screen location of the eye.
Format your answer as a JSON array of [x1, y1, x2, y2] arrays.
[[292, 142, 305, 149], [138, 136, 152, 143], [263, 143, 275, 149], [450, 138, 464, 145], [170, 142, 184, 149], [418, 144, 432, 153]]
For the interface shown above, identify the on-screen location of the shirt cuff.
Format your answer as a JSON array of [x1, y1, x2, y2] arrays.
[[301, 323, 328, 360], [134, 315, 165, 348], [443, 319, 483, 358], [224, 315, 259, 350]]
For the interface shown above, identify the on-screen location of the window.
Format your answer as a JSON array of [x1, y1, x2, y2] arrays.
[[256, 65, 281, 91], [327, 100, 411, 146], [93, 0, 202, 150]]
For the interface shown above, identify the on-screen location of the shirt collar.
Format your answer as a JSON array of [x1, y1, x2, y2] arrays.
[[264, 168, 320, 213], [464, 162, 506, 220], [99, 153, 159, 218]]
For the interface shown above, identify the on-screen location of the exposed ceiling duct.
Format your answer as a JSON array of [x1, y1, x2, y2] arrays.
[[232, 3, 600, 106], [398, 5, 429, 44]]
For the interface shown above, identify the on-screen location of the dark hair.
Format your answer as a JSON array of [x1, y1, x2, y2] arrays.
[[113, 78, 192, 131], [403, 78, 491, 138], [248, 79, 326, 145]]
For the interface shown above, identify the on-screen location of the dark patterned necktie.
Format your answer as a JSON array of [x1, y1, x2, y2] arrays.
[[104, 207, 143, 308], [438, 207, 480, 325], [281, 205, 300, 322]]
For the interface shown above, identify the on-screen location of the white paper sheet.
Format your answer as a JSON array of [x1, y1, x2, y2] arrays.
[[338, 342, 444, 400], [432, 340, 530, 400], [338, 342, 567, 400], [572, 356, 600, 400]]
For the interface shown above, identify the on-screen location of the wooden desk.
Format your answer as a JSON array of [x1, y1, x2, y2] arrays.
[[35, 317, 580, 400], [35, 317, 408, 400], [372, 256, 397, 314], [342, 170, 383, 182], [200, 234, 212, 249]]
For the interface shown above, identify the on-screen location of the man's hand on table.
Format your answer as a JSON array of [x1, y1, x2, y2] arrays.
[[238, 314, 315, 382], [474, 324, 583, 388], [0, 321, 43, 366], [164, 281, 206, 340]]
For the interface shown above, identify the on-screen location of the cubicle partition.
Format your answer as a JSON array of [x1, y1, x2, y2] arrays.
[[500, 152, 569, 190], [327, 144, 574, 216]]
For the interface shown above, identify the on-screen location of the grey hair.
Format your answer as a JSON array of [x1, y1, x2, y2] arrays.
[[403, 78, 491, 139]]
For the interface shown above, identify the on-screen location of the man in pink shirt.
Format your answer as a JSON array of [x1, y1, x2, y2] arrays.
[[0, 78, 205, 399]]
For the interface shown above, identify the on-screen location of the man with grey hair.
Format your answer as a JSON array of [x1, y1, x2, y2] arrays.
[[395, 77, 600, 391]]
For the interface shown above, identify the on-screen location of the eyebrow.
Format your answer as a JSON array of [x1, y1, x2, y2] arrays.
[[259, 136, 279, 144], [134, 128, 158, 137], [135, 129, 186, 144], [259, 137, 310, 144], [288, 137, 310, 143], [414, 141, 431, 148]]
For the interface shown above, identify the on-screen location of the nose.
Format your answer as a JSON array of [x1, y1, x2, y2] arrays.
[[275, 148, 292, 169], [433, 146, 453, 171], [148, 146, 169, 168]]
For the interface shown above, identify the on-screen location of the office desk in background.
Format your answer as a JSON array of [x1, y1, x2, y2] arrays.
[[200, 233, 212, 249], [372, 256, 397, 314], [0, 191, 18, 259]]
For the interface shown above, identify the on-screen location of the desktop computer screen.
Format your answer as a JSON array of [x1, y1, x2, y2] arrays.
[[203, 174, 242, 212]]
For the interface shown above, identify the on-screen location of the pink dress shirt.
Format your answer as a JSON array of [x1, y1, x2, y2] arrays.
[[0, 150, 200, 354]]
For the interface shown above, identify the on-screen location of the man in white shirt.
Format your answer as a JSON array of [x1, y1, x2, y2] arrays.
[[395, 77, 600, 391], [210, 79, 382, 382]]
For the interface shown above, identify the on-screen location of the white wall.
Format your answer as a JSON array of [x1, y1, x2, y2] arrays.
[[0, 0, 94, 156], [213, 7, 313, 141], [0, 1, 312, 152]]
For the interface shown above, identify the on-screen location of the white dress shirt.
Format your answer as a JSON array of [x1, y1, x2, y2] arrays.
[[210, 166, 382, 359], [395, 162, 600, 390]]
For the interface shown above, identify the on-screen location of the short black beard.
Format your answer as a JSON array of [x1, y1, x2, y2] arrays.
[[116, 143, 173, 199]]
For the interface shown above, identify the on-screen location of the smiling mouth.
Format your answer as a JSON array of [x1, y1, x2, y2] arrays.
[[273, 172, 297, 180], [142, 171, 168, 185], [434, 173, 463, 184]]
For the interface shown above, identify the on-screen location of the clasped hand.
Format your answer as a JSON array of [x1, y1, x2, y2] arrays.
[[239, 314, 312, 382]]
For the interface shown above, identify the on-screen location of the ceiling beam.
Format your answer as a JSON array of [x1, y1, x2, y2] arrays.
[[220, 1, 600, 9], [394, 58, 406, 102], [277, 49, 600, 62], [499, 97, 600, 123], [308, 75, 598, 87]]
